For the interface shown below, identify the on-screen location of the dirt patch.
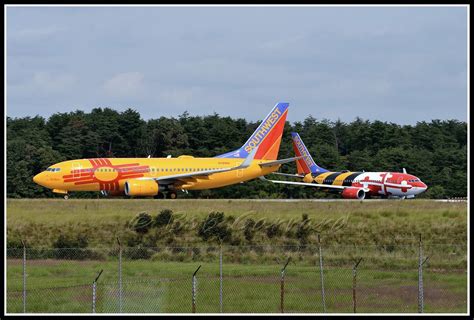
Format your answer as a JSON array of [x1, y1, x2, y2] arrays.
[[327, 284, 466, 312]]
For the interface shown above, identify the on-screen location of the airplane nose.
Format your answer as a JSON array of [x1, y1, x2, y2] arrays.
[[33, 172, 47, 186], [418, 182, 428, 193]]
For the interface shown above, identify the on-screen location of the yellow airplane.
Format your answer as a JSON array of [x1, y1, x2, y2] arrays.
[[33, 102, 299, 199]]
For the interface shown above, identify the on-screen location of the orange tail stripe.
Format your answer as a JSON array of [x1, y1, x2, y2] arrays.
[[255, 109, 288, 160]]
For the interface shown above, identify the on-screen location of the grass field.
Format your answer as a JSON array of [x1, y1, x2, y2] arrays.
[[7, 258, 467, 313], [6, 199, 468, 313]]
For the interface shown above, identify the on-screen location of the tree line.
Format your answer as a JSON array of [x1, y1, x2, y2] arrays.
[[7, 107, 467, 199]]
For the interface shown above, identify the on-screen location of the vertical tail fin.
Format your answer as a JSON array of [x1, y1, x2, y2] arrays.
[[291, 132, 328, 174], [216, 102, 289, 160]]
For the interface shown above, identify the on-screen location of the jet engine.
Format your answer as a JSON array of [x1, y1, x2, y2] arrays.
[[124, 180, 159, 196], [341, 187, 366, 200]]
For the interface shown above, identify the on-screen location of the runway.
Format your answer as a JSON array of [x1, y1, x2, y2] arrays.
[[173, 198, 468, 203]]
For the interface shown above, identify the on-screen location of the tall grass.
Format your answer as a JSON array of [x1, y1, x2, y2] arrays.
[[7, 199, 466, 248]]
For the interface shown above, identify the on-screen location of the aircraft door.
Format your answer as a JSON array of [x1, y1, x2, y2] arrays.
[[235, 161, 243, 178]]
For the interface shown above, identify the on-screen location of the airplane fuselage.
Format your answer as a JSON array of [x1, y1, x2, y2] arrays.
[[33, 157, 279, 194], [303, 171, 427, 198]]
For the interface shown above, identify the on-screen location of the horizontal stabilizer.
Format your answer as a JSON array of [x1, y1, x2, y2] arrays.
[[272, 172, 306, 178], [259, 156, 303, 168]]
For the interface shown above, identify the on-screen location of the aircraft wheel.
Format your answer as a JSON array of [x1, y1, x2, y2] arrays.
[[64, 195, 69, 200], [154, 192, 165, 199], [169, 191, 177, 199]]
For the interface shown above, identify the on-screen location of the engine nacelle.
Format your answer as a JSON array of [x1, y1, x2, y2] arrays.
[[341, 187, 365, 200], [124, 180, 159, 196]]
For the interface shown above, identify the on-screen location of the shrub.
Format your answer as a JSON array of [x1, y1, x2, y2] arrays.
[[154, 209, 174, 228], [198, 211, 232, 243], [254, 219, 265, 231], [6, 234, 24, 258], [52, 234, 100, 260], [296, 214, 311, 245], [172, 221, 184, 236], [131, 212, 153, 234], [125, 233, 143, 247], [243, 218, 256, 242], [266, 223, 282, 239], [6, 237, 24, 258], [142, 229, 162, 247], [123, 247, 154, 260], [53, 234, 88, 249], [230, 235, 243, 246]]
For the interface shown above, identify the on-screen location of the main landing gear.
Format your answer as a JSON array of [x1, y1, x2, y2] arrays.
[[154, 191, 177, 199], [154, 192, 165, 199], [168, 191, 177, 199]]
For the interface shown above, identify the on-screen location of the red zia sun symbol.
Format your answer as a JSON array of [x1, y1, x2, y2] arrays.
[[62, 158, 150, 191]]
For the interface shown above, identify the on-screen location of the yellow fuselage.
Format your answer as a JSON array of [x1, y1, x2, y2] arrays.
[[33, 156, 279, 193]]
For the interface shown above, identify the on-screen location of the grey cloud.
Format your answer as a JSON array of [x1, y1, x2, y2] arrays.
[[6, 6, 467, 124]]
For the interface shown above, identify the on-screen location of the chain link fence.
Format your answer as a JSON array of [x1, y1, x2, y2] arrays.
[[6, 240, 467, 314]]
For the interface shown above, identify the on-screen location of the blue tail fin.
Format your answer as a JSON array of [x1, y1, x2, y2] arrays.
[[291, 132, 328, 174]]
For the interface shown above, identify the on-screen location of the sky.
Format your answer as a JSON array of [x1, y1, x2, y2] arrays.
[[6, 5, 468, 125]]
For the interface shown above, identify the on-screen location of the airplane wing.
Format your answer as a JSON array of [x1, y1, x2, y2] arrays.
[[259, 176, 370, 192], [136, 147, 258, 185]]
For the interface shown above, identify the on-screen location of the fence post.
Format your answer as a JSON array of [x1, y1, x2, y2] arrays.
[[352, 258, 363, 313], [219, 244, 223, 313], [418, 234, 429, 313], [117, 237, 123, 313], [192, 265, 201, 313], [92, 269, 103, 313], [318, 234, 327, 313], [21, 240, 26, 313], [280, 257, 291, 313]]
